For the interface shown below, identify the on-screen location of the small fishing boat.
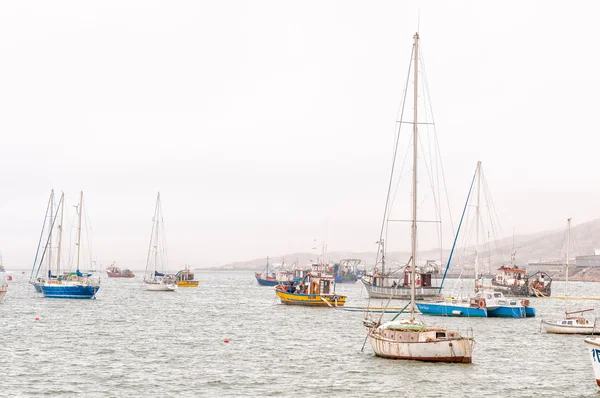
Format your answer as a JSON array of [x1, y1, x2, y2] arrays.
[[175, 265, 199, 287], [333, 259, 360, 283], [275, 271, 346, 307], [490, 254, 552, 297], [542, 219, 596, 333], [363, 32, 474, 363], [106, 262, 135, 278], [255, 257, 300, 286], [143, 193, 177, 292], [255, 257, 278, 286], [584, 335, 600, 386]]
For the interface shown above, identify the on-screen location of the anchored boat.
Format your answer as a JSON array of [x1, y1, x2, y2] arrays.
[[0, 262, 7, 301], [106, 262, 135, 278], [33, 191, 100, 299], [275, 271, 346, 307], [143, 193, 177, 292], [176, 265, 199, 287], [541, 219, 598, 333], [333, 259, 360, 283], [363, 32, 474, 363]]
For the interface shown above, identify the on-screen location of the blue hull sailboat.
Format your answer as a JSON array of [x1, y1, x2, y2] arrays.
[[31, 191, 100, 299], [41, 283, 99, 299]]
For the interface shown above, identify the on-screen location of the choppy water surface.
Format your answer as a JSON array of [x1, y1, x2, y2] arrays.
[[1, 271, 599, 397]]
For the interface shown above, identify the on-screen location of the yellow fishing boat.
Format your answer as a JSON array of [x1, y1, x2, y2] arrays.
[[175, 265, 199, 287], [275, 272, 346, 307]]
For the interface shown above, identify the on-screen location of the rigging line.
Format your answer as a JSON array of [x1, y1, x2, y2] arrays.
[[83, 198, 93, 270], [418, 44, 443, 262], [145, 194, 160, 277], [35, 195, 64, 278], [420, 42, 456, 235], [30, 193, 53, 281], [374, 43, 415, 270], [439, 166, 477, 292], [481, 167, 508, 263]]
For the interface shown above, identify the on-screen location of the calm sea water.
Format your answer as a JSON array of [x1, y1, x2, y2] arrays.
[[1, 271, 599, 397]]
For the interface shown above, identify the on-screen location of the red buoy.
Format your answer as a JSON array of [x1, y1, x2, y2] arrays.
[[35, 317, 40, 321], [223, 339, 230, 343]]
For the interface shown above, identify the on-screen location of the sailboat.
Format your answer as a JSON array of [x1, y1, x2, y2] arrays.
[[363, 33, 473, 363], [0, 256, 7, 301], [417, 162, 534, 318], [542, 218, 598, 333], [143, 193, 177, 291], [39, 191, 101, 299]]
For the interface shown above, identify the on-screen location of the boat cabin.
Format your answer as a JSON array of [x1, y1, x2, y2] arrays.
[[292, 272, 336, 295], [494, 265, 526, 285], [176, 267, 195, 282], [562, 317, 593, 326]]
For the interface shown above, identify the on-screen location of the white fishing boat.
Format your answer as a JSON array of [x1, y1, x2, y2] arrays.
[[584, 335, 600, 386], [542, 219, 597, 333], [143, 192, 177, 292], [363, 32, 474, 363]]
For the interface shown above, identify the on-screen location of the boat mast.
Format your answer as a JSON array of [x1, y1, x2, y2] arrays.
[[565, 217, 571, 314], [155, 193, 161, 274], [56, 192, 65, 275], [475, 161, 481, 284], [76, 191, 83, 271], [48, 190, 54, 276], [410, 32, 419, 322]]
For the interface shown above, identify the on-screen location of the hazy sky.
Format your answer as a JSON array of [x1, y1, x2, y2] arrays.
[[1, 1, 599, 270]]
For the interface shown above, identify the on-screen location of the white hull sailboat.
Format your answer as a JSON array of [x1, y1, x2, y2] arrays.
[[144, 192, 178, 292], [364, 32, 473, 363], [145, 281, 177, 291], [542, 219, 594, 333], [367, 320, 473, 362]]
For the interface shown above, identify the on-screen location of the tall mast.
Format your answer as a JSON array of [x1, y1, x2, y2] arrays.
[[76, 191, 83, 271], [56, 192, 65, 275], [155, 193, 160, 274], [410, 32, 419, 322], [48, 190, 54, 275], [145, 192, 160, 279], [565, 217, 571, 313], [475, 161, 481, 283]]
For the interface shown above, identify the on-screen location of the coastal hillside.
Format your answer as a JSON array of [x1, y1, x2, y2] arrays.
[[211, 218, 600, 273]]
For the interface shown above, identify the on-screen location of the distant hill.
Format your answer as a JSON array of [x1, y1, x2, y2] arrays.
[[211, 218, 600, 273]]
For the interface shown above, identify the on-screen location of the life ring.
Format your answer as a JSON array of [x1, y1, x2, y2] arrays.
[[478, 299, 485, 310]]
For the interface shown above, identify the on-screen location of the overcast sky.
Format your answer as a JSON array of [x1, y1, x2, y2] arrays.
[[1, 1, 598, 270]]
